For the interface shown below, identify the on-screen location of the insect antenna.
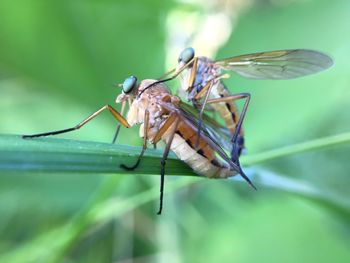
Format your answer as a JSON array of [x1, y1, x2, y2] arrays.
[[138, 57, 196, 98], [137, 77, 172, 98]]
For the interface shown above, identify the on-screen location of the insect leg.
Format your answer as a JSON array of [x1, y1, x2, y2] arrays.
[[153, 113, 180, 215], [152, 112, 178, 144], [194, 73, 230, 101], [187, 57, 198, 93], [120, 110, 150, 170], [22, 105, 130, 139], [193, 74, 230, 147], [194, 80, 214, 147], [206, 93, 251, 162], [111, 100, 127, 144]]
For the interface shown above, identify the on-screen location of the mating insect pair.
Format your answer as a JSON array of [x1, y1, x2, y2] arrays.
[[23, 47, 333, 214]]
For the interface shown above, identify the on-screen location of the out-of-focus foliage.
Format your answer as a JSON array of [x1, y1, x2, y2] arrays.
[[0, 0, 349, 262]]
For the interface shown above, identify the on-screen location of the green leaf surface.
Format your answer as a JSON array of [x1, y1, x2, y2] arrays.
[[0, 134, 193, 175], [2, 133, 350, 175]]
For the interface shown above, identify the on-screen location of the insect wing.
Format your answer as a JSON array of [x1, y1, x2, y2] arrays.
[[178, 101, 232, 153], [177, 101, 255, 187], [215, 49, 333, 79]]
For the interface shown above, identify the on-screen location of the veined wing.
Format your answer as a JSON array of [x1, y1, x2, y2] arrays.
[[215, 49, 333, 79], [179, 101, 232, 152], [176, 101, 255, 187]]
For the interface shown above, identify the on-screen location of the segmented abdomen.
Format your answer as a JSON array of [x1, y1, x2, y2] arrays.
[[162, 121, 236, 178]]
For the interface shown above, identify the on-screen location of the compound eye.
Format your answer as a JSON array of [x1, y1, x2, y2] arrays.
[[178, 47, 195, 63], [122, 76, 137, 93]]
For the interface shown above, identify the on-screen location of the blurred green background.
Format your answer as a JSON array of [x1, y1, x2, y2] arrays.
[[0, 0, 350, 262]]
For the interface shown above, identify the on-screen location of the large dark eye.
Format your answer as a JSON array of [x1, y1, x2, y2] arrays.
[[122, 76, 137, 93], [178, 47, 195, 63]]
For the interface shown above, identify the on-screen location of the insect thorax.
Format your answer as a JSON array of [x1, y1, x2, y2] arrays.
[[180, 57, 221, 101], [128, 80, 175, 126]]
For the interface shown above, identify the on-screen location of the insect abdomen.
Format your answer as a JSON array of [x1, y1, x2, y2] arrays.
[[163, 121, 235, 178]]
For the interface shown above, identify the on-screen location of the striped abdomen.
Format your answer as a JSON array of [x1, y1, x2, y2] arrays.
[[162, 119, 236, 178]]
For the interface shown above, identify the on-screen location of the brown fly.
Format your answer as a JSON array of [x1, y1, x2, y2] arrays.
[[159, 48, 333, 164], [23, 76, 255, 214]]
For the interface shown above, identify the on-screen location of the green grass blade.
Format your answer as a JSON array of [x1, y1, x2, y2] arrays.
[[1, 132, 350, 174], [242, 132, 350, 165], [0, 134, 193, 175]]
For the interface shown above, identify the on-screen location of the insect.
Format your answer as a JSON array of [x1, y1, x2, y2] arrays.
[[23, 76, 255, 214], [160, 47, 333, 163]]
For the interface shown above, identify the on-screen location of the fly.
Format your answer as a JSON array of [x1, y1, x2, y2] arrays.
[[159, 47, 333, 164], [23, 76, 255, 214]]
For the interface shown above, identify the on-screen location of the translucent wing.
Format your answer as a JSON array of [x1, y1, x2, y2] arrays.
[[179, 101, 232, 152], [176, 101, 255, 187], [215, 49, 333, 80]]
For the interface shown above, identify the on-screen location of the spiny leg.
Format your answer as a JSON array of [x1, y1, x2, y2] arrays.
[[154, 114, 180, 215], [111, 100, 127, 144], [206, 93, 250, 160], [22, 105, 130, 139], [120, 110, 150, 171]]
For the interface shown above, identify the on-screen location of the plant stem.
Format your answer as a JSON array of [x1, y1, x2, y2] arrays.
[[241, 132, 350, 165]]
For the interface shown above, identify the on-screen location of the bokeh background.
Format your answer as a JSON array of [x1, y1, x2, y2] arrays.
[[0, 0, 350, 262]]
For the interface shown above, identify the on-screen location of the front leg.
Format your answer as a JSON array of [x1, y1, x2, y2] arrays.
[[23, 105, 130, 139], [120, 110, 150, 170]]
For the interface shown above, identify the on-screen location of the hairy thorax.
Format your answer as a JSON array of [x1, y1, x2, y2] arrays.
[[127, 79, 180, 140], [180, 56, 221, 101]]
